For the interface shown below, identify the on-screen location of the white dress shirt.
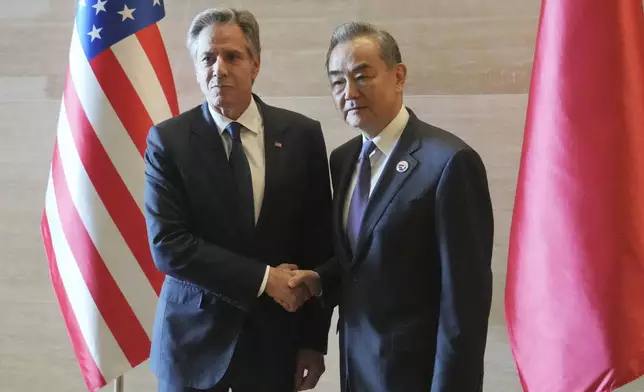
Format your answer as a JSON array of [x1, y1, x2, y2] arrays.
[[343, 106, 410, 229], [208, 99, 270, 296]]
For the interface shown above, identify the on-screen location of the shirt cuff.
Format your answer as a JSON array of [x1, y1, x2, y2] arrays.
[[257, 265, 270, 297]]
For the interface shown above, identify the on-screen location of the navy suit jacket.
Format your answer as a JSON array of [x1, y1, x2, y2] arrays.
[[144, 96, 333, 389], [317, 110, 494, 392]]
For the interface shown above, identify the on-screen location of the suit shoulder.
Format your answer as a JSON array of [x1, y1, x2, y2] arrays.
[[418, 122, 472, 152], [408, 119, 488, 177], [268, 105, 320, 128], [331, 136, 360, 157], [330, 136, 361, 170], [146, 105, 202, 157], [153, 105, 201, 134], [413, 121, 484, 164]]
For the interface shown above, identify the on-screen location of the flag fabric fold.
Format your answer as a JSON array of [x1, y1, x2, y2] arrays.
[[40, 0, 178, 390], [505, 0, 644, 391]]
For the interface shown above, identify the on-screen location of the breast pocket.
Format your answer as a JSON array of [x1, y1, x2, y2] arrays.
[[375, 194, 434, 235]]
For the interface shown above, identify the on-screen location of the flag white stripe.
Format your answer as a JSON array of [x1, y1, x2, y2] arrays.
[[111, 34, 174, 125], [68, 25, 145, 210], [45, 174, 130, 379], [56, 101, 158, 338]]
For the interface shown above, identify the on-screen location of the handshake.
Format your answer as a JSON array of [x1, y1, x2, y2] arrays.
[[265, 263, 322, 312]]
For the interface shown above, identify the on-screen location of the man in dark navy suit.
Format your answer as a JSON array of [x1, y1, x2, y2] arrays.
[[143, 8, 332, 392], [290, 22, 494, 392]]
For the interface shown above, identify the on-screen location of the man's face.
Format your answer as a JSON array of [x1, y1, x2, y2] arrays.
[[194, 23, 260, 119], [327, 37, 406, 135]]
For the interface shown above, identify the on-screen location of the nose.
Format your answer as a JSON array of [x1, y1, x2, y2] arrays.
[[213, 56, 228, 78], [343, 79, 360, 101]]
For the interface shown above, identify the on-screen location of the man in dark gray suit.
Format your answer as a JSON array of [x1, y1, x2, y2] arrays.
[[144, 8, 332, 392], [290, 22, 494, 392]]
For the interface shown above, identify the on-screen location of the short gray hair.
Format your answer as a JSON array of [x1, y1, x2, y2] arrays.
[[325, 21, 402, 72], [187, 8, 261, 60]]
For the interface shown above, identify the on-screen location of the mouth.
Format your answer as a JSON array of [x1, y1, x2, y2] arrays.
[[345, 107, 366, 114]]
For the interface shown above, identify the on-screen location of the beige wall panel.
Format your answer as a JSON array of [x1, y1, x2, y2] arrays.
[[356, 0, 540, 19], [2, 0, 644, 391]]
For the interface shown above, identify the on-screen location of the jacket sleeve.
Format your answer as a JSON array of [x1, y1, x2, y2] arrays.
[[294, 121, 335, 353], [431, 148, 494, 392], [314, 147, 344, 310]]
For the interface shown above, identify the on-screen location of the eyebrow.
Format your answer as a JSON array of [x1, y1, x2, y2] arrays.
[[328, 62, 371, 76], [200, 48, 244, 57]]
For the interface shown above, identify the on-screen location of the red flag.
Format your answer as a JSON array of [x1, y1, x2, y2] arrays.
[[40, 1, 178, 390], [505, 0, 644, 391]]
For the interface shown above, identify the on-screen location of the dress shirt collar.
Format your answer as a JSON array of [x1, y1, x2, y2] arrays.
[[208, 97, 263, 135], [361, 105, 409, 157]]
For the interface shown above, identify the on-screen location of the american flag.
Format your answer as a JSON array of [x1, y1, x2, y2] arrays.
[[40, 0, 178, 390]]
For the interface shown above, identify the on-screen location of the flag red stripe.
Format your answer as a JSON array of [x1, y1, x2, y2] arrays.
[[41, 212, 107, 392], [137, 24, 180, 117], [90, 49, 153, 157], [64, 68, 164, 295], [50, 141, 150, 365]]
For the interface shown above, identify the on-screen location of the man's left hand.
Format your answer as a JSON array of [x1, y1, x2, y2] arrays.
[[294, 348, 325, 391]]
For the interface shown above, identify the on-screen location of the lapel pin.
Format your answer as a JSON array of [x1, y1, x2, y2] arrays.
[[274, 142, 282, 148], [396, 160, 409, 173]]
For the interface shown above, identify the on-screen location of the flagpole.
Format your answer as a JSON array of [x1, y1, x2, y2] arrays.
[[114, 376, 124, 392]]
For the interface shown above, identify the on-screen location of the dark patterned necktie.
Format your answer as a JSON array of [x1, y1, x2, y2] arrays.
[[226, 122, 255, 230], [346, 140, 377, 251]]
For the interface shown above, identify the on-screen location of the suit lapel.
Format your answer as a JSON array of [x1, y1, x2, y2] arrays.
[[253, 95, 287, 232], [353, 112, 421, 264], [333, 137, 362, 265], [190, 103, 237, 207]]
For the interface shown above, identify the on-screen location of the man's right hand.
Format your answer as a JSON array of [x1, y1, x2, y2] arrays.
[[265, 264, 311, 312], [288, 270, 322, 298]]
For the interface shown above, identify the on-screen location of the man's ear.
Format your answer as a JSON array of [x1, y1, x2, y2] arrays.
[[251, 55, 261, 83], [395, 63, 407, 92]]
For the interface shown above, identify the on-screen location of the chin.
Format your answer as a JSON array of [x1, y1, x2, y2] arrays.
[[345, 114, 368, 129], [346, 120, 363, 129], [209, 95, 229, 108]]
